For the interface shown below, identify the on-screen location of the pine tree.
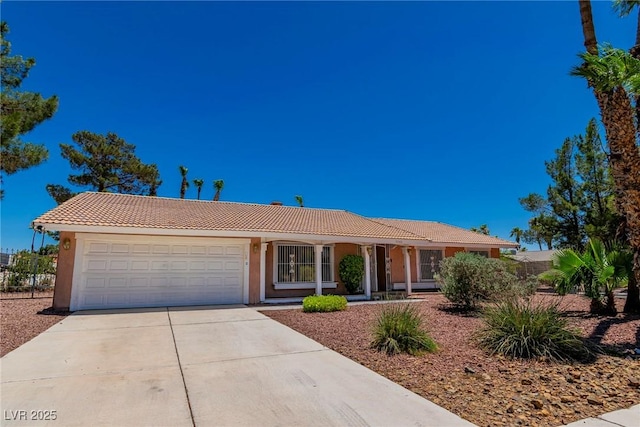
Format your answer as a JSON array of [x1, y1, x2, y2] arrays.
[[0, 22, 59, 198], [49, 131, 162, 197]]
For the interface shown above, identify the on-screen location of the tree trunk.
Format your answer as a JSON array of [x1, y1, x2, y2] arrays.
[[578, 0, 640, 313], [596, 88, 640, 314], [633, 9, 640, 134], [578, 0, 598, 55], [624, 258, 640, 312], [605, 290, 617, 315]]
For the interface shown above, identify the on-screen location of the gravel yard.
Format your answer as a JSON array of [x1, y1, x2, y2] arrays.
[[1, 293, 68, 357], [263, 293, 640, 427]]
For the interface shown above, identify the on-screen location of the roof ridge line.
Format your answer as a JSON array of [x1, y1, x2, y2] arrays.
[[75, 192, 352, 213], [346, 211, 429, 242]]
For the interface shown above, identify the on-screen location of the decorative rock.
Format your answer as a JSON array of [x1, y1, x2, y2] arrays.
[[521, 379, 532, 385], [540, 409, 551, 417], [506, 404, 514, 414], [586, 395, 604, 406], [531, 399, 544, 409], [464, 366, 476, 374], [561, 395, 576, 403], [628, 377, 640, 387], [481, 373, 491, 381]]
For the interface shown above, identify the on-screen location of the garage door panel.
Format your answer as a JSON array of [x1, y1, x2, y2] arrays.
[[111, 244, 130, 253], [131, 260, 149, 270], [225, 260, 241, 271], [87, 259, 108, 271], [171, 261, 188, 270], [225, 246, 242, 256], [208, 246, 224, 256], [109, 260, 128, 270], [132, 244, 150, 254], [87, 242, 109, 254]]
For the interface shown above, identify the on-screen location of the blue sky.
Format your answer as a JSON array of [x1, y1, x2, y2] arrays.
[[1, 1, 633, 250]]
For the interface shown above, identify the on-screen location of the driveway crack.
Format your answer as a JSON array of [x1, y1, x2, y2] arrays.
[[167, 308, 196, 427]]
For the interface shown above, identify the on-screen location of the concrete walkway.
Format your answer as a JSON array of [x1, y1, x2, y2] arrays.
[[563, 405, 640, 427], [1, 305, 471, 426]]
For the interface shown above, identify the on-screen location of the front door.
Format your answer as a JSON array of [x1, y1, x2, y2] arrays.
[[375, 245, 387, 292]]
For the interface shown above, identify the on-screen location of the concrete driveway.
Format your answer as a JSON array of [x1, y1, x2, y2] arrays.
[[1, 305, 472, 426]]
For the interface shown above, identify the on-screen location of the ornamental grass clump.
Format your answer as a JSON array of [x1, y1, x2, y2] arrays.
[[302, 295, 347, 313], [371, 304, 438, 356], [477, 299, 590, 362]]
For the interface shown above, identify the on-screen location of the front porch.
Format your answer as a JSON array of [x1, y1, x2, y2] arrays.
[[258, 240, 427, 303]]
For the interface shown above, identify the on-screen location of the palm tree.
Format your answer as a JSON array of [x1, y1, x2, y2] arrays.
[[213, 179, 224, 201], [571, 3, 640, 313], [553, 239, 631, 314], [510, 227, 524, 245], [179, 166, 189, 199], [470, 224, 490, 235], [295, 195, 304, 207], [614, 0, 640, 128], [193, 179, 204, 200]]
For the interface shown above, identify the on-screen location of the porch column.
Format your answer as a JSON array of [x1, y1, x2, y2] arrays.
[[362, 246, 372, 299], [402, 246, 412, 296], [259, 243, 268, 302], [315, 244, 323, 295]]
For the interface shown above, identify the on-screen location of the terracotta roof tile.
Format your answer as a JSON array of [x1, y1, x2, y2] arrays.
[[371, 218, 518, 248], [33, 192, 421, 240], [33, 192, 517, 247]]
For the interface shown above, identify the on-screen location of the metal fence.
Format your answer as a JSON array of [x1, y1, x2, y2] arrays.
[[0, 248, 56, 299]]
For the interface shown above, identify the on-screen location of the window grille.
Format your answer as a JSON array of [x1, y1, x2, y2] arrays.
[[276, 245, 332, 282], [419, 249, 443, 281]]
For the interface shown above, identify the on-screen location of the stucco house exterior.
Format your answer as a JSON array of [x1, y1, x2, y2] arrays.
[[33, 192, 517, 311]]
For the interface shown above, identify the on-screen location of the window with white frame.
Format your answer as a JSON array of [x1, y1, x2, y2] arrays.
[[419, 249, 443, 281], [276, 244, 333, 283], [469, 250, 489, 258]]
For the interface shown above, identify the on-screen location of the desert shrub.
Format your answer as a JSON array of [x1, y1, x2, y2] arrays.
[[302, 294, 347, 313], [371, 304, 438, 355], [538, 269, 566, 289], [339, 254, 364, 294], [437, 252, 520, 310], [477, 299, 589, 361]]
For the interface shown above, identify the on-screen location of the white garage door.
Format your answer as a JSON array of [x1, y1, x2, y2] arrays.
[[71, 235, 249, 310]]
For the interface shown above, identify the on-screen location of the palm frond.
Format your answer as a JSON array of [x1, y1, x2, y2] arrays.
[[613, 0, 640, 17], [571, 45, 640, 94]]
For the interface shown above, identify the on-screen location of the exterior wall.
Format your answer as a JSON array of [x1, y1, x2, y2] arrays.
[[265, 242, 360, 298], [248, 237, 261, 304], [53, 231, 76, 310], [490, 248, 500, 259], [389, 246, 418, 284], [445, 247, 465, 258]]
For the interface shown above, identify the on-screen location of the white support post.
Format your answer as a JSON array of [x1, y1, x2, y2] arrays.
[[315, 244, 323, 296], [362, 246, 371, 299], [402, 246, 412, 296], [259, 243, 268, 302]]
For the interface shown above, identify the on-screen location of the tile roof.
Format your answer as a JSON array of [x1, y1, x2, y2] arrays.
[[33, 192, 517, 247], [33, 192, 421, 241], [371, 218, 518, 248]]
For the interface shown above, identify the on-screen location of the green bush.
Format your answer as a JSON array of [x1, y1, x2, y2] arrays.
[[476, 299, 589, 361], [371, 304, 438, 355], [437, 252, 523, 310], [302, 294, 347, 313], [339, 254, 365, 294]]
